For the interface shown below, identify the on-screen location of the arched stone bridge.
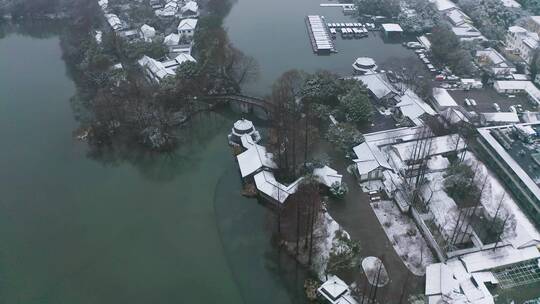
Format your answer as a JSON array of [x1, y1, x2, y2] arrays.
[[204, 94, 273, 118]]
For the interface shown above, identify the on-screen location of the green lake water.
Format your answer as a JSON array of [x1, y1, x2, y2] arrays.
[[224, 0, 417, 95], [0, 33, 306, 303]]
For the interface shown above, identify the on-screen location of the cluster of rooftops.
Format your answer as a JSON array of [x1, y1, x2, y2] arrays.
[[97, 0, 200, 83], [230, 119, 343, 204]]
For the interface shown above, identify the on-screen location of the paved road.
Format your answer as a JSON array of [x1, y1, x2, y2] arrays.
[[322, 144, 425, 303]]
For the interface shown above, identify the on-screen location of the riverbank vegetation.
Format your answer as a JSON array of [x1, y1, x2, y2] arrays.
[[267, 70, 372, 182], [2, 0, 257, 152]]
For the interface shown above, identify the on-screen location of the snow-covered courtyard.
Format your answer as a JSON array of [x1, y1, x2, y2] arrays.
[[371, 200, 435, 275]]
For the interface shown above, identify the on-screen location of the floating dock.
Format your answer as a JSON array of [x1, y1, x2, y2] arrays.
[[305, 15, 336, 54]]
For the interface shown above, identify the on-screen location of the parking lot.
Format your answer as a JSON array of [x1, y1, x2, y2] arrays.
[[448, 87, 537, 113]]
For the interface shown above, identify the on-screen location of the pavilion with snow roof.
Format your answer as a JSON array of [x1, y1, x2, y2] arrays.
[[381, 23, 403, 38], [317, 275, 358, 304]]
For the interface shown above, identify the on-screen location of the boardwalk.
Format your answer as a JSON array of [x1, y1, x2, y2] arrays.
[[305, 15, 335, 54]]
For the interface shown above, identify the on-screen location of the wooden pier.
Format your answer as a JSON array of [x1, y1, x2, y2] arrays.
[[305, 15, 336, 54]]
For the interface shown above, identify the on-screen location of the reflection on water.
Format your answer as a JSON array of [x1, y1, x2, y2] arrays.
[[214, 163, 309, 304], [224, 0, 417, 95], [0, 32, 309, 303]]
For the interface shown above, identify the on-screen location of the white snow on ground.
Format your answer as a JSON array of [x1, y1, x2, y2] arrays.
[[359, 179, 384, 192], [361, 256, 390, 287], [462, 152, 540, 247], [312, 212, 351, 279], [371, 200, 435, 275], [421, 172, 460, 239]]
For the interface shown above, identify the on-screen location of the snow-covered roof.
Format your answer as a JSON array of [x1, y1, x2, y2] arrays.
[[501, 0, 521, 7], [178, 18, 198, 31], [495, 80, 532, 90], [532, 16, 540, 26], [353, 57, 376, 67], [233, 118, 254, 132], [395, 89, 436, 125], [363, 126, 424, 147], [442, 107, 470, 124], [460, 245, 540, 273], [353, 142, 392, 175], [253, 171, 302, 204], [105, 13, 123, 31], [392, 134, 465, 162], [174, 53, 196, 64], [98, 0, 108, 10], [381, 23, 403, 32], [516, 124, 537, 136], [481, 112, 520, 123], [452, 25, 483, 38], [94, 30, 103, 44], [164, 33, 180, 46], [476, 48, 507, 66], [425, 263, 459, 296], [509, 25, 527, 34], [477, 124, 540, 216], [138, 55, 176, 82], [512, 73, 529, 80], [313, 165, 342, 187], [236, 144, 277, 178], [155, 1, 178, 17], [240, 133, 255, 149], [432, 88, 458, 108], [353, 73, 397, 100], [445, 9, 470, 26], [317, 275, 358, 304], [521, 111, 540, 123], [524, 34, 540, 49], [426, 259, 495, 304], [430, 0, 457, 11], [140, 24, 156, 41], [181, 1, 198, 14], [494, 81, 540, 104]]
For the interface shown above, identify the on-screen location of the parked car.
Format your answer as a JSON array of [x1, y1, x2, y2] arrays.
[[493, 103, 501, 111]]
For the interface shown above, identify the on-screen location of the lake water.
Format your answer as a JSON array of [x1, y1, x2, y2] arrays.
[[0, 33, 306, 303], [224, 0, 417, 95]]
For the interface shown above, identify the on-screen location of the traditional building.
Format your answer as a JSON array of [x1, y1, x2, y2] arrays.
[[506, 26, 539, 64], [177, 18, 198, 39]]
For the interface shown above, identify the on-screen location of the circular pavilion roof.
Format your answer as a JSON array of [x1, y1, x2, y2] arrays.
[[233, 119, 254, 132], [354, 57, 376, 68]]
